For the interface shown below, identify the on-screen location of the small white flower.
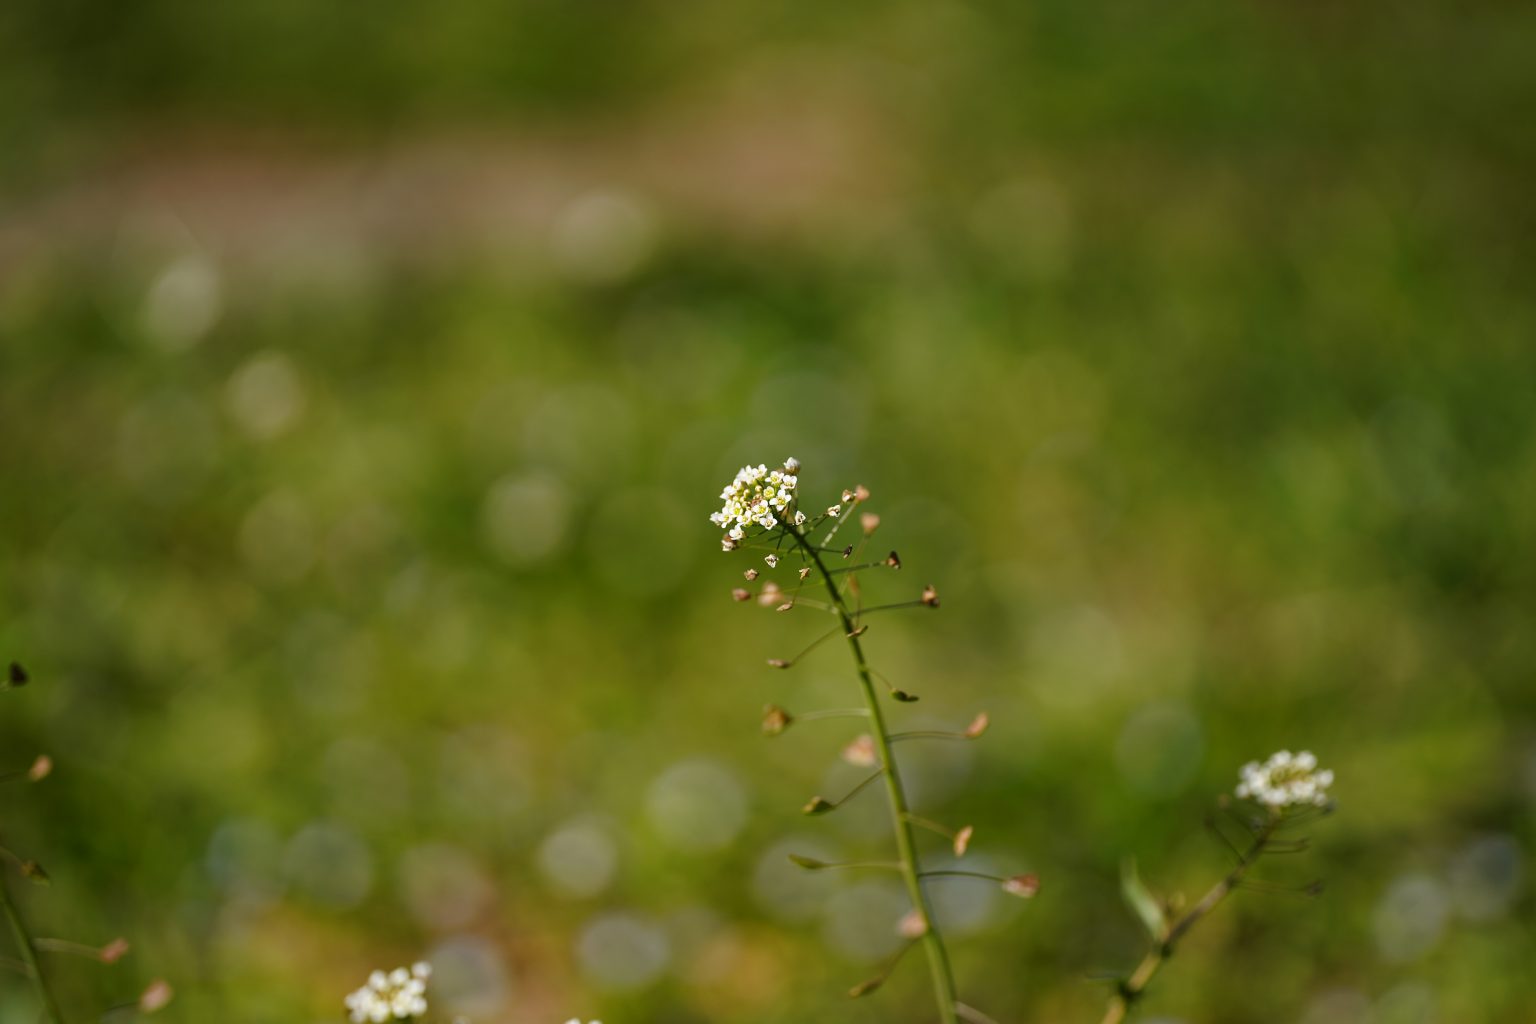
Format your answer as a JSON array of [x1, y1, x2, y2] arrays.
[[764, 554, 779, 568], [793, 510, 806, 526], [345, 964, 432, 1022], [826, 504, 841, 517], [1235, 750, 1334, 811], [710, 461, 799, 547]]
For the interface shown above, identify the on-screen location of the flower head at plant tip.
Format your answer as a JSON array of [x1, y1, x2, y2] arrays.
[[1235, 750, 1334, 811], [344, 962, 431, 1023], [709, 461, 799, 544]]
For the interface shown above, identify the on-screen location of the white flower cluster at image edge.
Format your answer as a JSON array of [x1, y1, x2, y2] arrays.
[[345, 963, 430, 1022], [1236, 750, 1334, 810], [710, 461, 798, 544]]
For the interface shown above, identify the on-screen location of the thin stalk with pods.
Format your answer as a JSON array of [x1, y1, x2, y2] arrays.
[[0, 861, 65, 1024], [3, 661, 170, 1020], [710, 459, 1036, 1024], [1101, 750, 1336, 1024]]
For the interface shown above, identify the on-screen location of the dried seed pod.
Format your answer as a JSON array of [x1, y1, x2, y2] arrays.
[[953, 825, 974, 858], [1003, 873, 1040, 899], [762, 704, 793, 735]]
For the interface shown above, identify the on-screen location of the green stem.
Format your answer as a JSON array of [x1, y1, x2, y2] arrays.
[[0, 872, 65, 1024], [786, 524, 961, 1024], [1099, 818, 1278, 1024]]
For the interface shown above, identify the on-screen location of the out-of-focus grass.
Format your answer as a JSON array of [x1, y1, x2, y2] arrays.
[[2, 3, 1535, 1022]]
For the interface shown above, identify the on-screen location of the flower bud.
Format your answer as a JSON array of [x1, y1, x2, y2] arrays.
[[99, 937, 131, 963], [27, 754, 52, 782], [885, 551, 902, 569], [783, 457, 801, 474], [964, 712, 990, 738], [7, 662, 27, 687], [743, 568, 759, 581], [731, 588, 752, 602], [854, 485, 870, 502], [802, 796, 835, 816], [766, 658, 791, 669], [861, 513, 880, 535], [921, 585, 940, 608]]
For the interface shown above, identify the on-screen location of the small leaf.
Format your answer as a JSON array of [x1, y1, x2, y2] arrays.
[[1121, 857, 1166, 941]]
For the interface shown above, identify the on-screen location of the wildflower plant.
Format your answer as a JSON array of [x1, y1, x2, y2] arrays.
[[710, 459, 1337, 1024], [1100, 751, 1336, 1024], [712, 459, 1033, 1024]]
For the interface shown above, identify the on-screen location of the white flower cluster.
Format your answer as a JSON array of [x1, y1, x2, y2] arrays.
[[710, 461, 798, 546], [344, 963, 431, 1022], [1236, 750, 1334, 810]]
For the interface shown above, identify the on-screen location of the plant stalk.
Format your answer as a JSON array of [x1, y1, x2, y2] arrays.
[[786, 525, 961, 1024], [1099, 818, 1278, 1024], [0, 872, 66, 1024]]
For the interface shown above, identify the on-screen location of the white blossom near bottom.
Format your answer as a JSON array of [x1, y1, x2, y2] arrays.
[[343, 962, 431, 1022], [1236, 750, 1334, 810]]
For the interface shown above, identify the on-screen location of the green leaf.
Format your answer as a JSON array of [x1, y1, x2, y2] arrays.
[[1121, 857, 1166, 940]]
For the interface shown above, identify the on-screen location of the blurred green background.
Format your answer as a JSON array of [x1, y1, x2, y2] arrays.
[[3, 1, 1535, 1021]]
